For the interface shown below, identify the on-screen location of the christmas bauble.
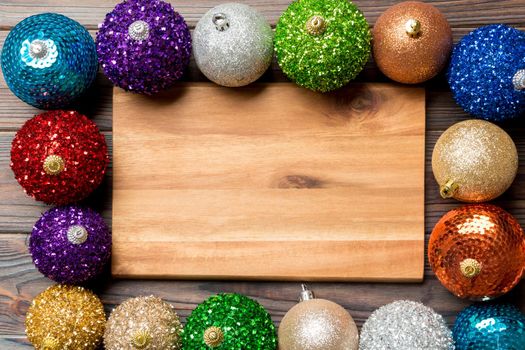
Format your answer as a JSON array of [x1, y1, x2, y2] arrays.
[[25, 285, 106, 350], [104, 296, 182, 350], [428, 204, 525, 300], [359, 300, 454, 350], [432, 119, 518, 202], [1, 13, 97, 109], [453, 304, 525, 349], [29, 206, 111, 284], [183, 293, 277, 349], [193, 3, 273, 87], [448, 24, 525, 121], [10, 110, 109, 205], [373, 1, 452, 84], [279, 285, 358, 350], [274, 0, 371, 92], [96, 0, 192, 94]]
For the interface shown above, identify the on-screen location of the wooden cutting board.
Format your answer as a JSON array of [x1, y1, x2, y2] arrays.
[[112, 83, 425, 281]]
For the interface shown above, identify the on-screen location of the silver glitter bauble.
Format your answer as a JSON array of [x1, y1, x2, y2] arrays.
[[359, 300, 454, 350], [279, 285, 359, 350], [193, 3, 273, 87]]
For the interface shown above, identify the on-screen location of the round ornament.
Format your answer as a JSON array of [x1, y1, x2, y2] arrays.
[[10, 110, 109, 205], [104, 296, 182, 350], [359, 300, 454, 350], [274, 0, 371, 92], [183, 293, 277, 349], [448, 24, 525, 121], [428, 204, 525, 300], [279, 285, 358, 350], [1, 13, 98, 109], [373, 1, 453, 84], [432, 119, 518, 202], [193, 3, 273, 87], [29, 206, 111, 284], [453, 304, 525, 349], [25, 284, 106, 350], [96, 0, 192, 94]]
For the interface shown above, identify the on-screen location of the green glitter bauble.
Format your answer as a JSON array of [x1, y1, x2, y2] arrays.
[[182, 293, 277, 349], [274, 0, 371, 92]]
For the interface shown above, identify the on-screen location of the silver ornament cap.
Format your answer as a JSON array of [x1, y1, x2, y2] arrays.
[[29, 40, 49, 59], [67, 225, 88, 245], [128, 20, 150, 41], [513, 69, 525, 90]]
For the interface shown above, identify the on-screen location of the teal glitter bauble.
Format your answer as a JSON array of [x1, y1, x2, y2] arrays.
[[274, 0, 371, 92], [1, 13, 98, 109], [453, 304, 525, 350], [182, 293, 277, 349]]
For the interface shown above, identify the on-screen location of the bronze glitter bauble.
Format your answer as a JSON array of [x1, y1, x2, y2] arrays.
[[432, 119, 518, 202], [428, 204, 525, 300], [373, 1, 452, 84], [104, 295, 182, 350], [278, 285, 359, 350], [25, 285, 106, 350]]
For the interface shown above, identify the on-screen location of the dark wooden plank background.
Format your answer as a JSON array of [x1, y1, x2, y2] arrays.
[[1, 0, 525, 348]]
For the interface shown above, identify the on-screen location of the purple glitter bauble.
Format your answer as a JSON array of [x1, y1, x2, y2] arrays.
[[29, 206, 111, 284], [96, 0, 192, 94]]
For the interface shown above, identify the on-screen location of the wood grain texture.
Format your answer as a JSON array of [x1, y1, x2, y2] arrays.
[[1, 0, 525, 346], [112, 83, 425, 281]]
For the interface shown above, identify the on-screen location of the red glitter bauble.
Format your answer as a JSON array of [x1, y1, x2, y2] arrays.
[[11, 110, 108, 205]]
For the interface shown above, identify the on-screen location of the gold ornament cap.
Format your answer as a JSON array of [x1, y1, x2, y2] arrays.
[[43, 155, 65, 175], [460, 258, 482, 278], [41, 336, 60, 350], [203, 326, 224, 348], [405, 18, 421, 37], [131, 328, 152, 349], [440, 180, 459, 199], [306, 15, 326, 36]]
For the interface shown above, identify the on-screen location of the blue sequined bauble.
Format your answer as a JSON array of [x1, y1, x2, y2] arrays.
[[448, 24, 525, 121], [1, 13, 98, 109], [453, 304, 525, 350]]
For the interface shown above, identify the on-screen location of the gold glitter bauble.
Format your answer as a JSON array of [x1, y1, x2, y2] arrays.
[[25, 284, 105, 350], [104, 295, 182, 350], [279, 288, 358, 350], [373, 1, 453, 84], [432, 119, 518, 202]]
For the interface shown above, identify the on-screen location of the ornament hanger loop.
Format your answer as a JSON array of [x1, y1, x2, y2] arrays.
[[43, 155, 65, 176], [130, 328, 152, 349], [405, 18, 421, 37], [512, 69, 525, 91], [128, 20, 150, 41], [203, 326, 224, 348], [212, 13, 230, 31], [306, 15, 327, 36], [439, 180, 458, 199], [67, 225, 88, 245], [460, 258, 481, 278]]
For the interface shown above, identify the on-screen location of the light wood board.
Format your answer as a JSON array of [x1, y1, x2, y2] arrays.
[[112, 83, 425, 281]]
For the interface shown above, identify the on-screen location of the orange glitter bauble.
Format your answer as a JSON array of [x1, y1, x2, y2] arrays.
[[373, 1, 453, 84], [428, 204, 525, 300]]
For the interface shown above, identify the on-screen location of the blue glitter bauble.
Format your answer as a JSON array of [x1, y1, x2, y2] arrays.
[[1, 13, 98, 109], [448, 24, 525, 121], [453, 304, 525, 350]]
